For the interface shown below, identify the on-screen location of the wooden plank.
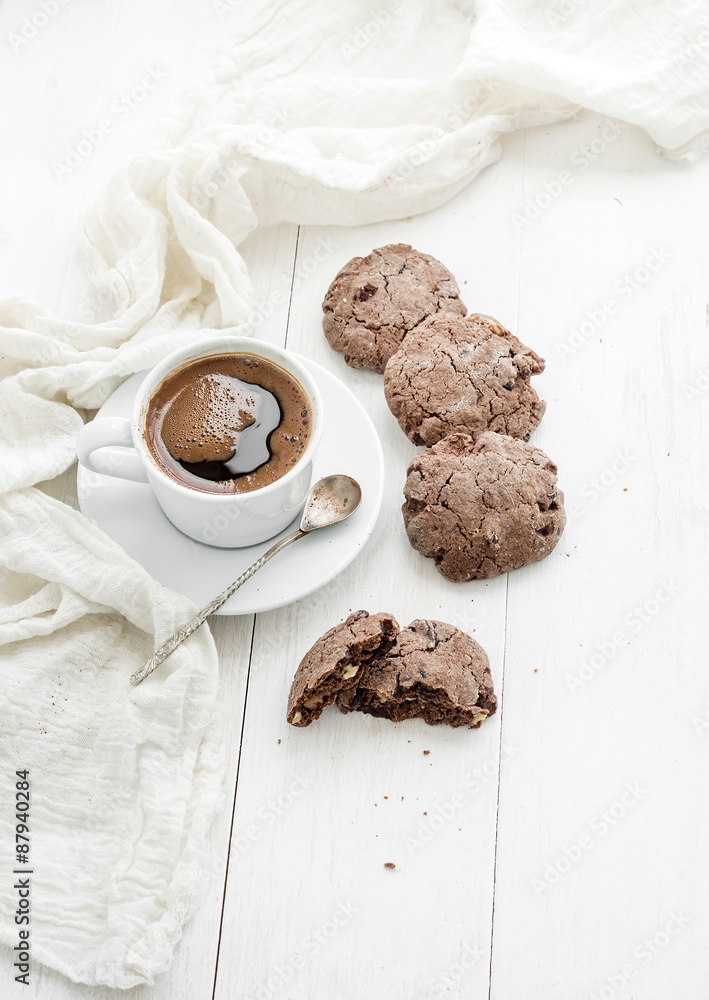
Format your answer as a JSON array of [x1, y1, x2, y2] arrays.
[[489, 115, 709, 999], [213, 137, 529, 1000]]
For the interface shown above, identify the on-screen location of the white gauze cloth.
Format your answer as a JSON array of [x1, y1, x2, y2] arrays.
[[1, 0, 708, 987]]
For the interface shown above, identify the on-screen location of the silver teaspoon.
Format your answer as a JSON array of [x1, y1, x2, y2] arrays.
[[129, 475, 363, 686]]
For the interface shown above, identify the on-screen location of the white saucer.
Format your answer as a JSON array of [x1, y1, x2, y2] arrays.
[[77, 358, 384, 615]]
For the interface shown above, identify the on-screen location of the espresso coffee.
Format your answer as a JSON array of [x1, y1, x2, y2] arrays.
[[145, 353, 312, 494]]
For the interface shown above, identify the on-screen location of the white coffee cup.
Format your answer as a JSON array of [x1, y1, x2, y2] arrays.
[[77, 336, 323, 548]]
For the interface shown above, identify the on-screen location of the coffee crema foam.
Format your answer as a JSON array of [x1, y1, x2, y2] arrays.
[[161, 372, 282, 474], [145, 354, 312, 494]]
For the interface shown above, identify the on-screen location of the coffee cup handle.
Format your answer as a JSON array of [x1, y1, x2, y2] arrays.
[[77, 417, 149, 484]]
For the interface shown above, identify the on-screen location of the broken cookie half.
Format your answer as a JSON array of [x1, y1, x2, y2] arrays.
[[287, 611, 399, 727], [288, 614, 496, 730], [338, 619, 496, 728]]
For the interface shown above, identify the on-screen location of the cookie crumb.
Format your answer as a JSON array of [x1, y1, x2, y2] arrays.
[[384, 862, 396, 869], [423, 750, 430, 755], [277, 739, 281, 744]]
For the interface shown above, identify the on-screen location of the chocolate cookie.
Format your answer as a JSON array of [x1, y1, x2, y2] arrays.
[[287, 610, 399, 727], [403, 431, 565, 582], [322, 244, 466, 373], [384, 313, 546, 446], [337, 619, 497, 728]]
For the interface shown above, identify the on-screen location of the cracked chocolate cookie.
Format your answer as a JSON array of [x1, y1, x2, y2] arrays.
[[337, 619, 496, 728], [322, 244, 466, 373], [403, 431, 565, 582], [384, 313, 546, 446], [287, 610, 399, 727]]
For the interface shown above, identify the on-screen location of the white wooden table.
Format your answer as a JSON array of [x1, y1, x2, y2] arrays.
[[2, 3, 708, 998]]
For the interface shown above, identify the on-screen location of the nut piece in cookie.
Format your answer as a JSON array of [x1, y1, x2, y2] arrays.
[[337, 619, 497, 728], [287, 611, 399, 727], [322, 244, 466, 373], [403, 431, 565, 582], [384, 313, 546, 446]]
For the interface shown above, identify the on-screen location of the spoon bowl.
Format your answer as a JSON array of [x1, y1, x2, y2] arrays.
[[300, 474, 362, 531]]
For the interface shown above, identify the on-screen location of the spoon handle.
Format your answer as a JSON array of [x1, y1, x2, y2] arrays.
[[129, 527, 308, 686]]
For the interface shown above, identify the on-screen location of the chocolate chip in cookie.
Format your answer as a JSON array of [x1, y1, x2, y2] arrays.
[[287, 610, 399, 727], [322, 244, 466, 373], [384, 313, 546, 446], [403, 431, 565, 582], [337, 619, 497, 728]]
